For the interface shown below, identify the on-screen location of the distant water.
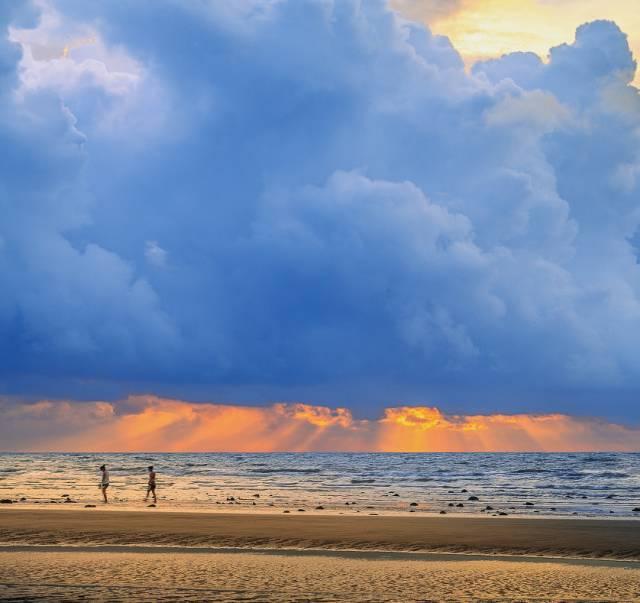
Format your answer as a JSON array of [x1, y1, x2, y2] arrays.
[[1, 452, 639, 517]]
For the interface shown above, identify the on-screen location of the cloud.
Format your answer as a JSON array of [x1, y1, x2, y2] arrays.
[[390, 0, 463, 23], [0, 3, 640, 420], [1, 396, 638, 452], [404, 1, 640, 87], [144, 241, 167, 268], [474, 20, 637, 105], [0, 2, 178, 383]]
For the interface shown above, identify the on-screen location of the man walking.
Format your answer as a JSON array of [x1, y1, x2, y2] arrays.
[[144, 466, 157, 503]]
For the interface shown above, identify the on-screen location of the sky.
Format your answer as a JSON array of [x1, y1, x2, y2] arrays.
[[1, 0, 640, 451], [394, 0, 640, 85]]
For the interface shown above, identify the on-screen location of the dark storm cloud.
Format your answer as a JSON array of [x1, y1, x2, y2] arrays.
[[1, 2, 640, 419]]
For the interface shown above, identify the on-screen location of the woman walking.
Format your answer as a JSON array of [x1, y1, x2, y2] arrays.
[[99, 465, 109, 503]]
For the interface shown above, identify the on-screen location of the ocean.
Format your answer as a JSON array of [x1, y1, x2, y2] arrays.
[[1, 452, 639, 517]]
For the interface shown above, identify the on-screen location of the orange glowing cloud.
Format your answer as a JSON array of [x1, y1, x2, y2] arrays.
[[0, 396, 638, 452]]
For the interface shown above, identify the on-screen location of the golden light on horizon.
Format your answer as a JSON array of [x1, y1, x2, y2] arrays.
[[395, 0, 640, 85], [1, 396, 639, 453]]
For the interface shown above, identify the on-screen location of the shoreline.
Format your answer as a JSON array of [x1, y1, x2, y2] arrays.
[[2, 508, 640, 561], [7, 501, 640, 519], [4, 451, 640, 523]]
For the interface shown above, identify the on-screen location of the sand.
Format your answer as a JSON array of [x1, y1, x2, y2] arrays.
[[1, 509, 639, 601], [1, 508, 640, 558], [1, 548, 639, 602]]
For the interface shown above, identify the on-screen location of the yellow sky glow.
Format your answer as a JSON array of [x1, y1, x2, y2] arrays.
[[396, 0, 640, 84], [2, 397, 639, 452]]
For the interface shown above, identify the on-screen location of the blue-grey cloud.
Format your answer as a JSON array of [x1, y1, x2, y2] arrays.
[[1, 2, 640, 421], [390, 0, 463, 23]]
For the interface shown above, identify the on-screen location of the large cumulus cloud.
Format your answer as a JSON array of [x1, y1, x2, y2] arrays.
[[0, 2, 178, 387], [2, 1, 640, 420]]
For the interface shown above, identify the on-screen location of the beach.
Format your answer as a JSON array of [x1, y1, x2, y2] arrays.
[[2, 508, 640, 558], [2, 453, 640, 600], [1, 508, 640, 601], [2, 547, 640, 602]]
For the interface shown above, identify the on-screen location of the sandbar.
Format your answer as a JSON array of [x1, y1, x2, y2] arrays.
[[1, 508, 639, 559]]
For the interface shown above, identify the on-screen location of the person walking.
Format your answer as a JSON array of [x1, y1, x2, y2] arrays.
[[144, 466, 157, 503], [99, 465, 109, 503]]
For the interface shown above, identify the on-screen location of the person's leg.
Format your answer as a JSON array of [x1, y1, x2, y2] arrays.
[[102, 486, 108, 503], [144, 486, 150, 501], [152, 485, 157, 503]]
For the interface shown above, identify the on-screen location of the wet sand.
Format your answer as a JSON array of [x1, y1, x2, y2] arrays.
[[1, 508, 640, 558]]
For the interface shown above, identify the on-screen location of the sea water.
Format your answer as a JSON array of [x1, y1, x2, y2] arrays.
[[0, 452, 639, 516]]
